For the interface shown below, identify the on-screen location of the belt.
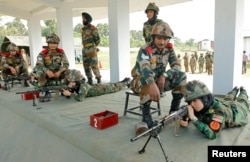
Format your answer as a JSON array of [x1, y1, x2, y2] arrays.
[[83, 43, 94, 48]]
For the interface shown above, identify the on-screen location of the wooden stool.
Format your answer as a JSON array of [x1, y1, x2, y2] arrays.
[[123, 90, 161, 116]]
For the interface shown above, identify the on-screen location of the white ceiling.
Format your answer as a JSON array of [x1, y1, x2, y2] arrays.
[[0, 0, 191, 21]]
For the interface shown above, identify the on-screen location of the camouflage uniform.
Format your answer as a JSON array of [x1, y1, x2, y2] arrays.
[[184, 80, 249, 139], [32, 33, 69, 87], [189, 54, 196, 74], [64, 69, 129, 102], [183, 53, 189, 72], [1, 43, 29, 81], [81, 12, 101, 84], [198, 53, 205, 73], [206, 54, 213, 75], [131, 22, 187, 128]]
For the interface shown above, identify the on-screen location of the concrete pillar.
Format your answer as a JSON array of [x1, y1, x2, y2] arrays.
[[27, 15, 43, 68], [213, 0, 244, 95], [56, 2, 75, 69], [108, 0, 130, 82]]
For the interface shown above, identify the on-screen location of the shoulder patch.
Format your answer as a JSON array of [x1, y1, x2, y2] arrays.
[[41, 49, 49, 54], [209, 120, 221, 131], [141, 53, 149, 60], [212, 114, 224, 123], [37, 55, 43, 61], [57, 48, 64, 53], [166, 42, 173, 49], [146, 46, 153, 55]]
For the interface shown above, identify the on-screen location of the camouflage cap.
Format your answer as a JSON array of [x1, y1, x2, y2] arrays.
[[46, 33, 60, 44], [82, 12, 92, 23], [151, 21, 172, 38], [145, 2, 159, 14], [184, 80, 211, 102], [65, 69, 83, 82], [6, 43, 19, 52]]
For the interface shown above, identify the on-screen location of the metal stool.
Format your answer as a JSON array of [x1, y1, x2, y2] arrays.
[[123, 90, 161, 116]]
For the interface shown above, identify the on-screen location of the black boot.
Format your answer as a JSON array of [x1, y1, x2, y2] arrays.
[[120, 77, 131, 88], [142, 101, 154, 128], [24, 79, 30, 87], [87, 78, 93, 85], [97, 78, 101, 84], [169, 93, 183, 114]]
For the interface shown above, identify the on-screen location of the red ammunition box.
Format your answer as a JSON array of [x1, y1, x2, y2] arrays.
[[90, 110, 118, 130], [21, 91, 40, 100]]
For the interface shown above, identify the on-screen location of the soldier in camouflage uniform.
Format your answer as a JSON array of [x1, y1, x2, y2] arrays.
[[31, 33, 69, 87], [130, 21, 187, 128], [81, 12, 101, 85], [183, 52, 189, 72], [183, 80, 249, 139], [198, 53, 205, 73], [206, 53, 213, 75], [189, 54, 196, 74], [1, 43, 30, 88], [62, 69, 130, 102], [143, 2, 163, 43]]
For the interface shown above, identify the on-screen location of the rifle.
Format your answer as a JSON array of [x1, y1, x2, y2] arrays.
[[3, 75, 30, 91], [130, 105, 188, 162], [16, 84, 69, 107]]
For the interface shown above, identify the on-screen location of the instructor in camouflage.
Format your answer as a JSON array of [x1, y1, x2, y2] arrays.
[[62, 69, 130, 102], [183, 80, 249, 139], [32, 33, 69, 87], [81, 12, 101, 85], [130, 21, 187, 128]]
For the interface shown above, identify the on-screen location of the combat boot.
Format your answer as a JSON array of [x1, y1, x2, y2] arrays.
[[142, 101, 154, 128], [169, 97, 182, 114], [87, 78, 93, 85], [120, 77, 131, 88]]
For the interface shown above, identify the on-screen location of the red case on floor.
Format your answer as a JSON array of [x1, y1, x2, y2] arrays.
[[90, 110, 118, 130], [21, 91, 40, 100]]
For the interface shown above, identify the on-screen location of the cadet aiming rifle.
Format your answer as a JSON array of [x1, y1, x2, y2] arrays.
[[16, 84, 69, 107], [130, 105, 188, 162]]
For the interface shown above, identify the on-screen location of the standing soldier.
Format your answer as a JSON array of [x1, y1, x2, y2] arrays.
[[189, 54, 196, 74], [194, 51, 198, 71], [143, 2, 163, 43], [130, 22, 187, 129], [1, 43, 30, 89], [81, 12, 101, 85], [31, 33, 69, 87], [206, 53, 213, 75], [183, 52, 189, 72], [198, 53, 205, 73], [205, 51, 209, 72]]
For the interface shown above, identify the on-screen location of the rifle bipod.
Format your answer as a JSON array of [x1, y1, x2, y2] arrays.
[[137, 121, 172, 162]]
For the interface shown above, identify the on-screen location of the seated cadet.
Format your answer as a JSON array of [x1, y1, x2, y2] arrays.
[[31, 33, 69, 87], [182, 80, 249, 139], [1, 43, 30, 89], [61, 69, 130, 101]]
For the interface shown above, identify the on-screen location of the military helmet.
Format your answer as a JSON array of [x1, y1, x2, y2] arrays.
[[46, 33, 60, 44], [82, 12, 92, 23], [6, 43, 19, 52], [65, 69, 83, 82], [184, 80, 212, 102], [145, 2, 159, 14], [151, 21, 172, 38]]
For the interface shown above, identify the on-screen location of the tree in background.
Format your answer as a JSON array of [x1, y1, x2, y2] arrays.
[[0, 16, 198, 51]]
